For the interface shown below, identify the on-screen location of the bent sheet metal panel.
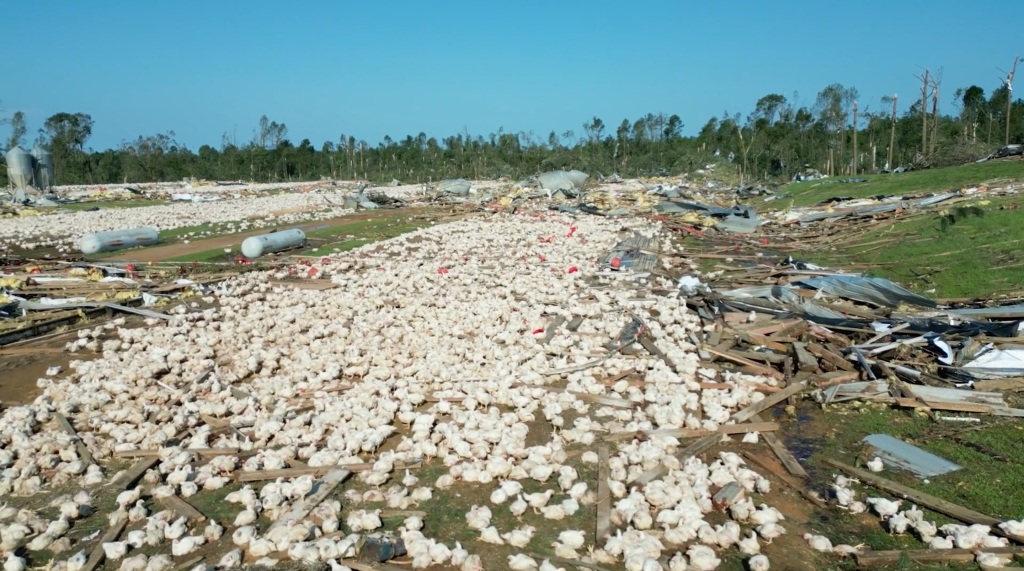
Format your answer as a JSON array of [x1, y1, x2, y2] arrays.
[[862, 434, 961, 478]]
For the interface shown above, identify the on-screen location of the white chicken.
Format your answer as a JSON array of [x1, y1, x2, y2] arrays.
[[803, 533, 832, 552]]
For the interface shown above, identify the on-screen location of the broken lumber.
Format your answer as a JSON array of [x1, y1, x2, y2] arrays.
[[854, 546, 1024, 568], [730, 380, 809, 423], [112, 457, 160, 490], [743, 451, 824, 508], [606, 421, 780, 442], [751, 412, 807, 478], [542, 315, 567, 345], [82, 518, 127, 571], [596, 446, 611, 541], [526, 553, 615, 571], [115, 447, 244, 459], [791, 342, 818, 372], [704, 347, 784, 380], [158, 495, 206, 522], [826, 460, 1024, 544], [268, 466, 351, 532], [806, 342, 856, 372], [630, 433, 725, 486], [55, 413, 95, 466], [236, 459, 420, 482]]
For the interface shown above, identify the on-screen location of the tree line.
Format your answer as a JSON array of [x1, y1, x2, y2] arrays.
[[2, 69, 1022, 188]]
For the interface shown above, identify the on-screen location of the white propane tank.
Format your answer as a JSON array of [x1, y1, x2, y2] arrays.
[[79, 227, 159, 254], [241, 228, 306, 258]]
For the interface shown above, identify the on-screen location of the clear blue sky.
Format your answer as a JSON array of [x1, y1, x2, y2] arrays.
[[1, 0, 1020, 151]]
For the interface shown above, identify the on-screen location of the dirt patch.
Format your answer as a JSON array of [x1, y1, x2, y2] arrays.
[[0, 351, 72, 406]]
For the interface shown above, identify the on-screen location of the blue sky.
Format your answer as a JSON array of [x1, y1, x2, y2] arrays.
[[1, 0, 1020, 151]]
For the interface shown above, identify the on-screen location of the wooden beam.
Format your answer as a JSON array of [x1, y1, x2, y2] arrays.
[[730, 380, 809, 423], [751, 413, 807, 478], [268, 467, 351, 532], [112, 457, 160, 490], [606, 421, 780, 442], [116, 447, 244, 459], [81, 518, 127, 571], [236, 459, 420, 482], [158, 495, 206, 522], [630, 433, 724, 486], [542, 315, 567, 345], [703, 347, 784, 380], [826, 460, 1024, 544], [791, 342, 819, 372], [854, 546, 1024, 568], [54, 413, 95, 466], [526, 553, 615, 571], [741, 331, 789, 353], [566, 316, 585, 332], [596, 446, 611, 542], [743, 451, 824, 507]]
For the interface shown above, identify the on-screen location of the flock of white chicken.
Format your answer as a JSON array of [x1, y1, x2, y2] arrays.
[[2, 207, 1019, 571]]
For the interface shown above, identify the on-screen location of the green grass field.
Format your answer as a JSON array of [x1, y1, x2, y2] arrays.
[[777, 160, 1024, 208], [60, 199, 167, 211], [804, 194, 1024, 299]]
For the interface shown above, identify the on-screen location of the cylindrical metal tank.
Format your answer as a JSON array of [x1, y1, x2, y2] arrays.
[[435, 178, 471, 196], [31, 147, 54, 189], [566, 169, 589, 189], [5, 146, 34, 189], [241, 228, 306, 258], [79, 227, 160, 255]]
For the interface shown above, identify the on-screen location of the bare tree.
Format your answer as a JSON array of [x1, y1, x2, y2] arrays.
[[914, 69, 930, 157], [1001, 56, 1020, 145]]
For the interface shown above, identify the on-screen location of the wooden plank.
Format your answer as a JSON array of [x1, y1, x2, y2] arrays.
[[596, 446, 611, 541], [814, 371, 861, 387], [854, 546, 1024, 568], [730, 380, 809, 423], [81, 518, 127, 571], [826, 460, 1024, 544], [268, 467, 351, 532], [266, 278, 339, 291], [541, 315, 567, 345], [751, 413, 807, 478], [606, 421, 780, 442], [54, 413, 95, 466], [236, 459, 420, 482], [741, 332, 789, 353], [727, 349, 788, 364], [630, 433, 724, 486], [791, 342, 819, 372], [116, 447, 243, 459], [743, 451, 824, 507], [158, 495, 206, 522], [173, 556, 204, 571], [111, 457, 160, 490], [526, 553, 615, 571], [704, 347, 784, 380], [346, 561, 408, 571], [566, 316, 585, 332], [973, 378, 1024, 392]]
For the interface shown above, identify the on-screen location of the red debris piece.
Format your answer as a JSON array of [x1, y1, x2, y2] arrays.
[[568, 266, 579, 274]]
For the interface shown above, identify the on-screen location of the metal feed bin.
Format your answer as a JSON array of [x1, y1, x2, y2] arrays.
[[31, 146, 54, 189], [5, 146, 34, 190]]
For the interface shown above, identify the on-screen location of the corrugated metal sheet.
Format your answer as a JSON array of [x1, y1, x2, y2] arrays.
[[797, 275, 936, 309], [863, 434, 960, 478], [601, 235, 658, 272]]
